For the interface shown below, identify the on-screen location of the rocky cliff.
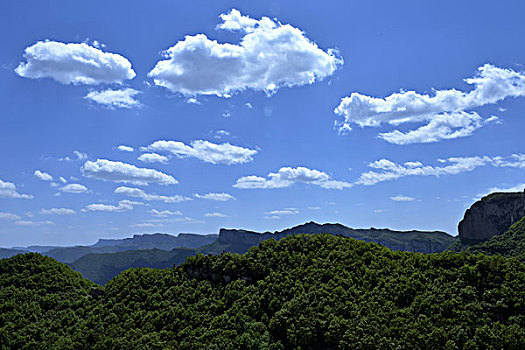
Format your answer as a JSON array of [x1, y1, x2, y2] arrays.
[[458, 190, 525, 242], [219, 222, 455, 254]]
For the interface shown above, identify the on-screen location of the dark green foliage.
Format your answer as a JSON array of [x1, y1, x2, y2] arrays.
[[0, 253, 98, 349], [2, 235, 525, 349], [197, 238, 255, 255], [468, 217, 525, 262], [446, 239, 473, 252]]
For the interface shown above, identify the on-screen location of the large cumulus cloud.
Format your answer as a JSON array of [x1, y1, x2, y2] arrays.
[[335, 64, 525, 144], [148, 9, 342, 97], [16, 40, 136, 85]]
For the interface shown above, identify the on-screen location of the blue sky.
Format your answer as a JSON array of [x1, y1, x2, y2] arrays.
[[1, 0, 525, 246]]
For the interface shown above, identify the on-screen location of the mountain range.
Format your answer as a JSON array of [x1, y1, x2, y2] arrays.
[[3, 190, 525, 284], [1, 222, 454, 284]]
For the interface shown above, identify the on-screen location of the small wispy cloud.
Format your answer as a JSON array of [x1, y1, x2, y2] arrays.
[[205, 212, 228, 218], [390, 195, 416, 202]]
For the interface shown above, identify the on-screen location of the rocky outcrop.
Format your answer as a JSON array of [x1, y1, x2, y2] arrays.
[[219, 222, 455, 254], [458, 190, 525, 242]]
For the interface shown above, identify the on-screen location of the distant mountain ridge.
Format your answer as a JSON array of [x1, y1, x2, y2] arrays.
[[218, 221, 455, 254], [1, 233, 218, 263], [1, 222, 457, 284], [92, 233, 219, 249], [69, 248, 197, 285], [4, 190, 525, 287]]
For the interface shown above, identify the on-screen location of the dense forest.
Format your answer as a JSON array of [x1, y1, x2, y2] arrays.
[[2, 232, 525, 349]]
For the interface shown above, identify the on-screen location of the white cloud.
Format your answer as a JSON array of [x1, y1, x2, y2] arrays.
[[114, 186, 191, 203], [85, 88, 141, 109], [147, 216, 205, 224], [59, 183, 88, 194], [0, 179, 33, 199], [82, 159, 178, 185], [83, 200, 139, 212], [138, 153, 169, 164], [148, 9, 342, 97], [34, 170, 53, 181], [307, 206, 321, 210], [358, 157, 489, 186], [234, 166, 352, 190], [335, 64, 525, 143], [143, 140, 257, 165], [59, 151, 87, 162], [15, 40, 135, 85], [213, 130, 230, 139], [233, 156, 524, 191], [15, 220, 54, 226], [390, 195, 416, 202], [378, 112, 498, 145], [265, 209, 299, 215], [357, 153, 525, 186], [59, 177, 67, 183], [150, 209, 183, 217], [491, 154, 525, 168], [0, 212, 21, 220], [117, 145, 134, 152], [90, 40, 106, 49], [186, 98, 201, 104], [146, 216, 203, 224], [173, 217, 205, 224], [40, 208, 76, 215], [194, 192, 236, 201], [131, 222, 165, 228], [316, 180, 355, 190], [205, 212, 228, 218]]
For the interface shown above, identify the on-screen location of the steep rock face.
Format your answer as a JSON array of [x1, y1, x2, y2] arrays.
[[219, 222, 455, 253], [458, 191, 525, 242]]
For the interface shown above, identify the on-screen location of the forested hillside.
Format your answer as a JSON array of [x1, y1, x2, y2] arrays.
[[1, 234, 524, 349], [0, 253, 99, 349]]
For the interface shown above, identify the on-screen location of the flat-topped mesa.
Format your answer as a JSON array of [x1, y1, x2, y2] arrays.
[[458, 190, 525, 242], [93, 233, 177, 248], [92, 233, 218, 249], [219, 221, 454, 253]]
